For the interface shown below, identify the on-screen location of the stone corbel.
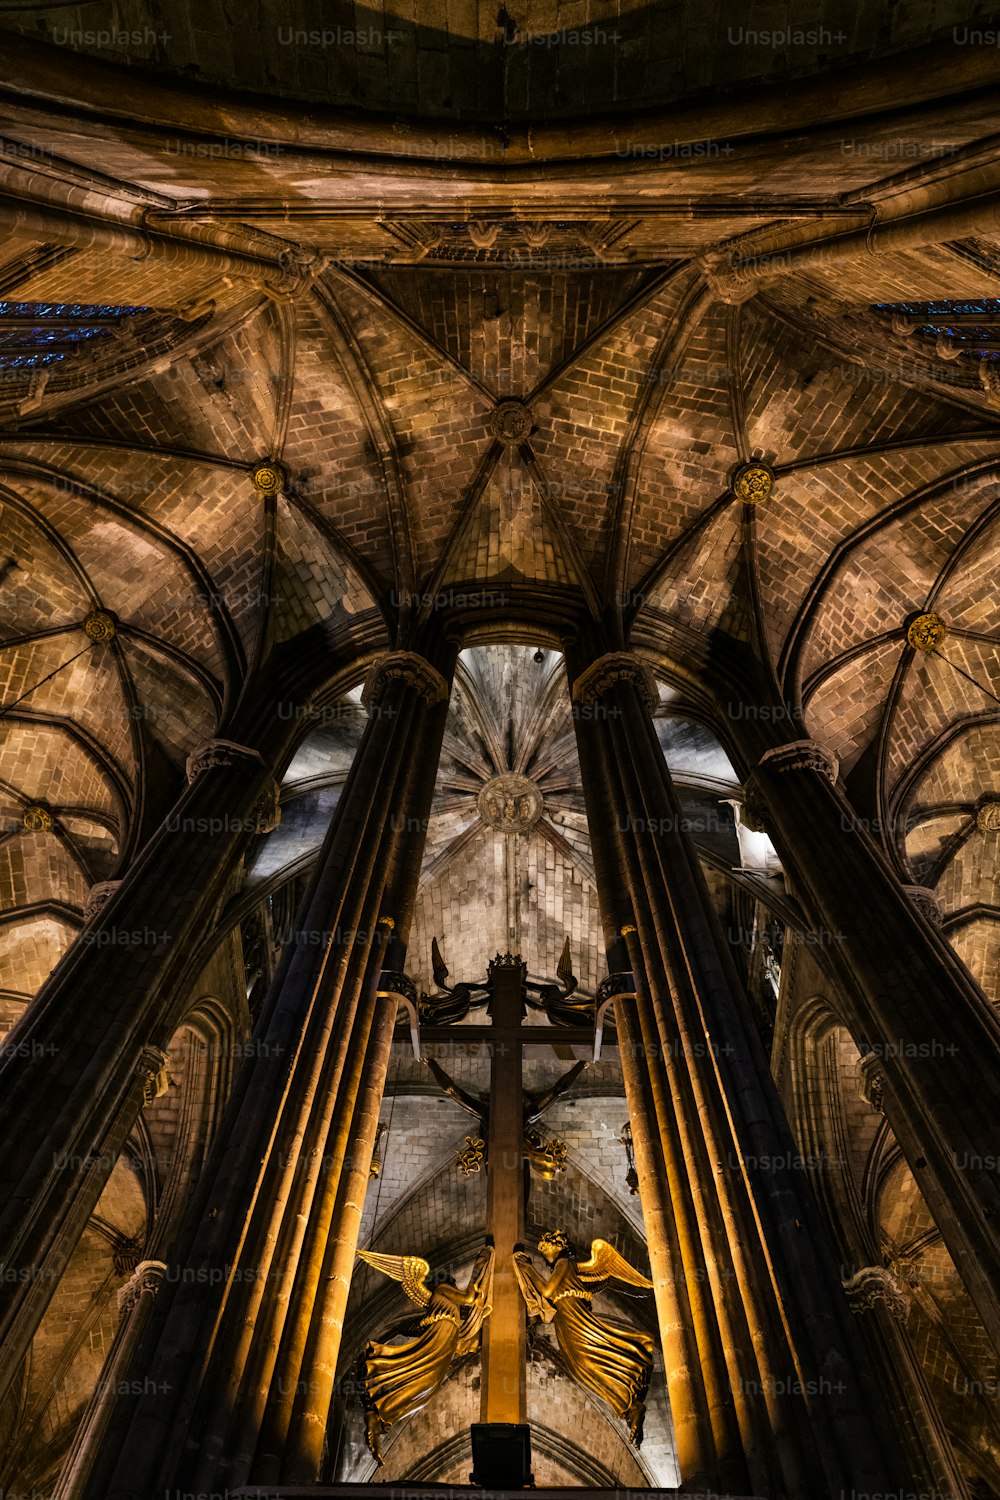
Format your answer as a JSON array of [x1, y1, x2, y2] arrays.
[[138, 1045, 170, 1107], [185, 738, 265, 783], [857, 1050, 886, 1113], [250, 779, 282, 835], [700, 253, 765, 305], [260, 247, 329, 303], [903, 885, 943, 928]]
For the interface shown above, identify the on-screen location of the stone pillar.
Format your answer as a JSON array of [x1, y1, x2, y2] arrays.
[[744, 735, 1000, 1354], [0, 742, 281, 1405], [573, 673, 742, 1494], [263, 658, 453, 1484], [52, 1261, 168, 1500], [842, 1267, 971, 1500], [82, 647, 454, 1500], [568, 649, 910, 1500]]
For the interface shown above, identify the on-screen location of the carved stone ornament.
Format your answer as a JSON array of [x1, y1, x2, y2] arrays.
[[117, 1259, 168, 1316], [185, 738, 265, 784], [700, 255, 762, 306], [757, 739, 839, 784], [857, 1050, 886, 1114], [250, 779, 282, 835], [138, 1045, 170, 1107], [260, 247, 328, 303], [112, 1234, 144, 1279], [732, 461, 775, 505], [251, 458, 287, 495], [740, 782, 769, 834], [361, 651, 449, 712], [977, 800, 1000, 834], [980, 357, 1000, 405], [571, 652, 658, 713], [489, 399, 533, 444], [905, 611, 948, 653], [842, 1266, 911, 1323], [477, 772, 544, 833], [903, 885, 943, 927], [84, 880, 121, 921], [22, 804, 53, 832], [82, 610, 117, 643]]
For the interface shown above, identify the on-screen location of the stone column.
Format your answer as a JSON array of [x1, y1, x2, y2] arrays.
[[573, 673, 742, 1494], [842, 1267, 971, 1500], [81, 648, 454, 1500], [743, 734, 1000, 1355], [568, 649, 910, 1500], [0, 740, 281, 1405], [52, 1261, 168, 1500], [262, 660, 453, 1484]]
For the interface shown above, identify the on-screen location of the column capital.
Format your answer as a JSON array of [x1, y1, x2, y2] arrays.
[[756, 739, 839, 784], [842, 1266, 911, 1323], [84, 880, 121, 922], [570, 651, 658, 712], [361, 651, 449, 711], [117, 1259, 168, 1316], [185, 738, 265, 784], [903, 885, 944, 928]]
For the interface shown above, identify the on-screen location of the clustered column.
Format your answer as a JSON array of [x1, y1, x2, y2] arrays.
[[568, 648, 909, 1500], [80, 647, 455, 1500], [740, 732, 1000, 1356], [0, 736, 282, 1405]]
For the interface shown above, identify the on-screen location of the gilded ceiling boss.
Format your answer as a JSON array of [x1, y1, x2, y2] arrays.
[[357, 1244, 495, 1465], [513, 1231, 655, 1443]]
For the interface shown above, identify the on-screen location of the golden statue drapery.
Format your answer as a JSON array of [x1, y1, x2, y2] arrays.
[[357, 1244, 494, 1464], [513, 1231, 654, 1444]]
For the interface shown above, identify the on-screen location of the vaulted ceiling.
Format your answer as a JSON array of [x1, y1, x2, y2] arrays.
[[0, 5, 998, 1011]]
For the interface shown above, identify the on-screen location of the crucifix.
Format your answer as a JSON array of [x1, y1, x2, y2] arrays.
[[356, 945, 654, 1481], [482, 952, 530, 1425]]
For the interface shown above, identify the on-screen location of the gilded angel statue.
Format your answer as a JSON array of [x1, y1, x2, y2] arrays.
[[513, 1230, 654, 1443], [356, 1243, 494, 1464]]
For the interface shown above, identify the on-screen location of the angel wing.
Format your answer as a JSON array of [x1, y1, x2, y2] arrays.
[[556, 936, 578, 995], [576, 1238, 653, 1290], [357, 1249, 432, 1307], [512, 1252, 556, 1324], [431, 936, 450, 989]]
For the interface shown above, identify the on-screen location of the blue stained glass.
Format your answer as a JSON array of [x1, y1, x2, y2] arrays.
[[0, 300, 149, 318], [874, 299, 1000, 315], [0, 352, 67, 368], [0, 299, 148, 371]]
